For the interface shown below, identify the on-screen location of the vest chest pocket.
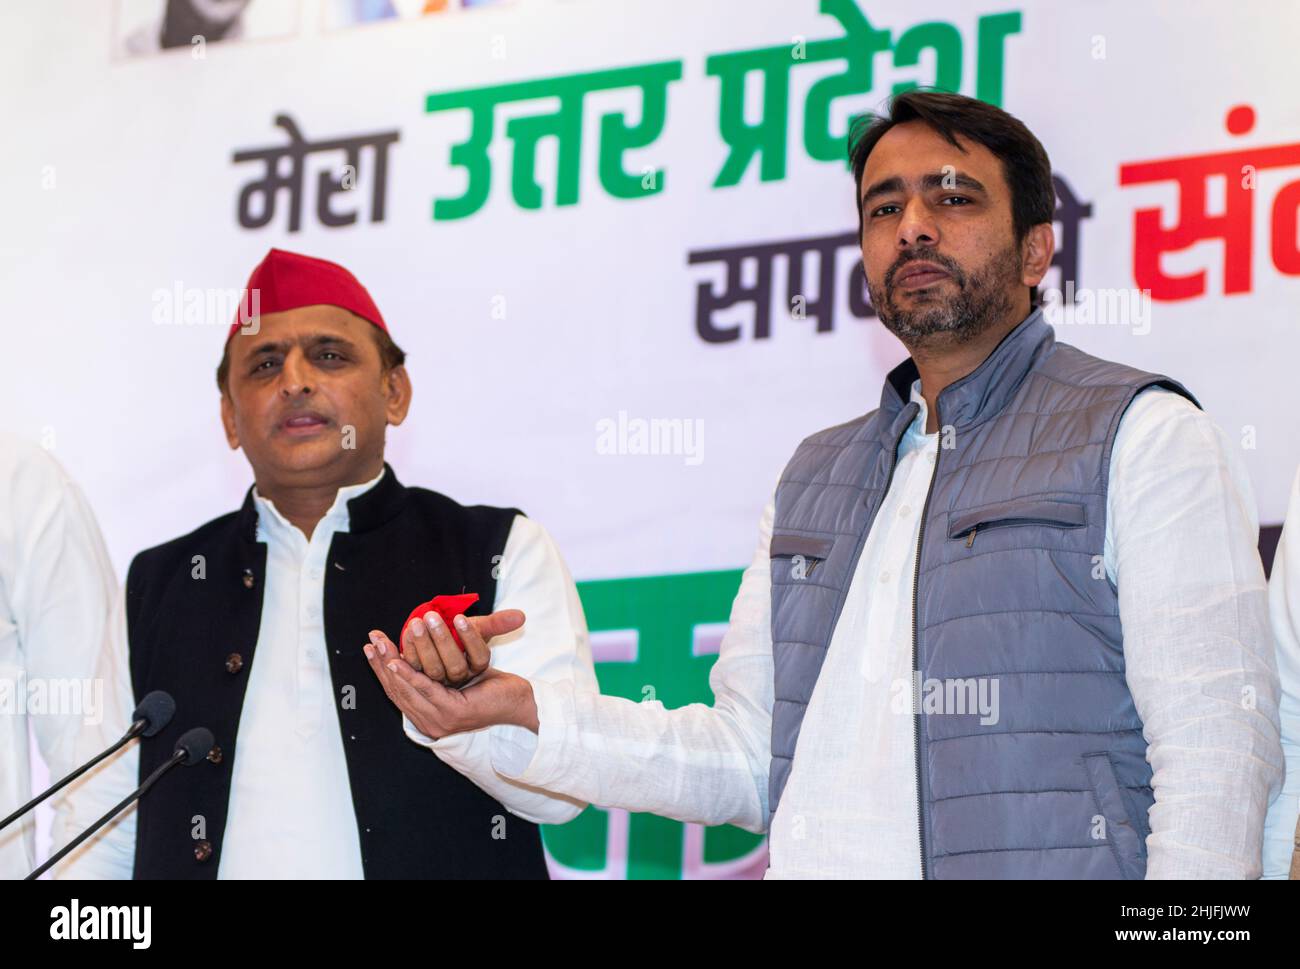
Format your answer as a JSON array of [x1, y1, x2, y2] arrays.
[[947, 498, 1087, 549], [770, 534, 835, 581]]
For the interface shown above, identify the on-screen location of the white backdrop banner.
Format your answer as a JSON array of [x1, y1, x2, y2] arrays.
[[2, 0, 1297, 878]]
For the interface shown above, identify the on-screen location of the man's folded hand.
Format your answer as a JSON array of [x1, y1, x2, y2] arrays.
[[363, 620, 539, 740], [387, 608, 524, 687]]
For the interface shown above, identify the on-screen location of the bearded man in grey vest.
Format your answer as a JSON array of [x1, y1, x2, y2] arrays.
[[368, 90, 1285, 879]]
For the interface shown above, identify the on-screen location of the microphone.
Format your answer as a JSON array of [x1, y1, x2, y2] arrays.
[[172, 727, 215, 766], [132, 691, 176, 738], [0, 690, 175, 835], [27, 726, 215, 880]]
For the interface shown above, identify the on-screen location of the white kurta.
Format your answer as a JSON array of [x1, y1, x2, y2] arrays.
[[0, 433, 116, 880], [216, 470, 384, 878]]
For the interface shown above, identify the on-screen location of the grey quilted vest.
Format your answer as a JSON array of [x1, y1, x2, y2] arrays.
[[769, 307, 1198, 878]]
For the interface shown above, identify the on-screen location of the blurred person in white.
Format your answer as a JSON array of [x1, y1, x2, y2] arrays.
[[0, 433, 116, 878], [1264, 466, 1300, 879]]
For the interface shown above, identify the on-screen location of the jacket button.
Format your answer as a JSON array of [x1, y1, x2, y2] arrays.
[[225, 652, 244, 674], [242, 569, 256, 589], [207, 745, 223, 765], [194, 840, 213, 862]]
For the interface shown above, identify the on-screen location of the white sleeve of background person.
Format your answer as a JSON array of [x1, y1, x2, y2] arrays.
[[402, 514, 597, 825], [0, 436, 117, 878], [1106, 387, 1284, 879], [49, 589, 139, 880], [487, 497, 777, 835], [1262, 465, 1300, 879]]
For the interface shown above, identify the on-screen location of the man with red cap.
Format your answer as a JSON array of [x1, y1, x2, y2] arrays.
[[53, 248, 596, 879]]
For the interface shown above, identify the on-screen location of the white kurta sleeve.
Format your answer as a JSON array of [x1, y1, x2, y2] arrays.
[[0, 438, 117, 878], [48, 589, 139, 880], [1263, 466, 1300, 879], [484, 499, 776, 835], [1107, 387, 1284, 879]]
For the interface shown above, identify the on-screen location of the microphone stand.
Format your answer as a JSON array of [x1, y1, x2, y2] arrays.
[[0, 718, 148, 835], [26, 746, 194, 881]]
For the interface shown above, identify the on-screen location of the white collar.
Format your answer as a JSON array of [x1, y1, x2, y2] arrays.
[[907, 378, 937, 442], [253, 465, 387, 541]]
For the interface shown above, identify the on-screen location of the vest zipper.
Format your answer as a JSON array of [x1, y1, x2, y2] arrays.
[[912, 402, 942, 880], [959, 514, 1081, 548]]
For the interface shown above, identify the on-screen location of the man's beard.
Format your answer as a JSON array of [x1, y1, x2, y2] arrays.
[[867, 242, 1022, 346]]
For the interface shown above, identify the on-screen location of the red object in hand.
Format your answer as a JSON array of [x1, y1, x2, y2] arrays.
[[399, 593, 480, 653]]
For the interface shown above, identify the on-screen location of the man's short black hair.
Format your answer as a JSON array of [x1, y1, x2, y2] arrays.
[[216, 323, 406, 394], [848, 89, 1055, 304]]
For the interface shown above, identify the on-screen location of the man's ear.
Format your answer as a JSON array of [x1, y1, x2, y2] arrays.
[[220, 391, 241, 450], [1020, 223, 1056, 290], [383, 365, 413, 428]]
